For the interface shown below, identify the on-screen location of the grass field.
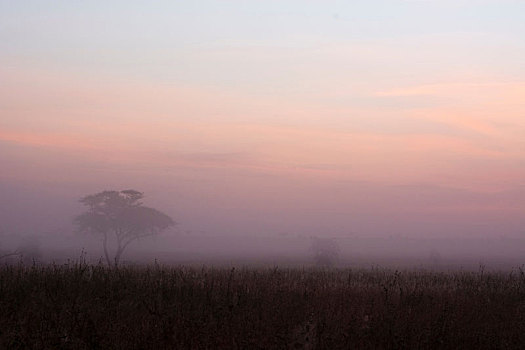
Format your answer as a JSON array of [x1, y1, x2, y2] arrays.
[[1, 263, 525, 349]]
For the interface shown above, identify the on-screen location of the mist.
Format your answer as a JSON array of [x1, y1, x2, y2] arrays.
[[1, 174, 523, 270], [1, 0, 524, 270]]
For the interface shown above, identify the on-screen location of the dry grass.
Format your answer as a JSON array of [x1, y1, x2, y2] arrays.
[[1, 263, 525, 349]]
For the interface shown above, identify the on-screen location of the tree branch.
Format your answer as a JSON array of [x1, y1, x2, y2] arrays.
[[0, 251, 20, 260], [102, 232, 111, 267]]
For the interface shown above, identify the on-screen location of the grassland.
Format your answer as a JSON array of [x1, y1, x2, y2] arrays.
[[1, 263, 525, 349]]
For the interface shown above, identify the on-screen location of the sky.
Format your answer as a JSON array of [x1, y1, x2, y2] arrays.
[[1, 1, 524, 238]]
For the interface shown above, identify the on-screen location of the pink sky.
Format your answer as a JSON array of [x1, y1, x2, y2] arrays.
[[1, 1, 524, 238], [1, 64, 524, 238]]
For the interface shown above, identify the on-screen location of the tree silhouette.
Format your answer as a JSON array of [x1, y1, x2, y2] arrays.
[[75, 190, 174, 267], [310, 237, 340, 267]]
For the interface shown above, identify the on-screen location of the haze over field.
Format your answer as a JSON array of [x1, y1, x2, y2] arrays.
[[1, 1, 524, 264]]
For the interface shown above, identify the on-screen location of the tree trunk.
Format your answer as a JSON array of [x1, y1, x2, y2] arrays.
[[114, 240, 128, 267], [114, 237, 137, 267], [114, 248, 123, 267], [103, 233, 111, 267]]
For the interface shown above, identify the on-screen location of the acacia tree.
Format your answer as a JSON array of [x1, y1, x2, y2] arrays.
[[75, 190, 174, 267]]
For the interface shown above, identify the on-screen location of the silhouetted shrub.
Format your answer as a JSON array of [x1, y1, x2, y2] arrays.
[[310, 236, 340, 267]]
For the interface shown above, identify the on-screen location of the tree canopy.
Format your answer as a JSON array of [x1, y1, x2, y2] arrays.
[[75, 190, 174, 266]]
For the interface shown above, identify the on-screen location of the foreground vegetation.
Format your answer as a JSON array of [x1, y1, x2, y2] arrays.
[[1, 263, 525, 349]]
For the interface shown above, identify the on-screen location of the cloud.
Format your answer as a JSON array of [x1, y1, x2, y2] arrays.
[[0, 129, 98, 151], [1, 64, 524, 194], [375, 81, 525, 140]]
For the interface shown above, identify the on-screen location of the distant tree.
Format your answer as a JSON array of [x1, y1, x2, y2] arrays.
[[75, 190, 175, 267], [428, 248, 442, 267], [310, 237, 340, 267]]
